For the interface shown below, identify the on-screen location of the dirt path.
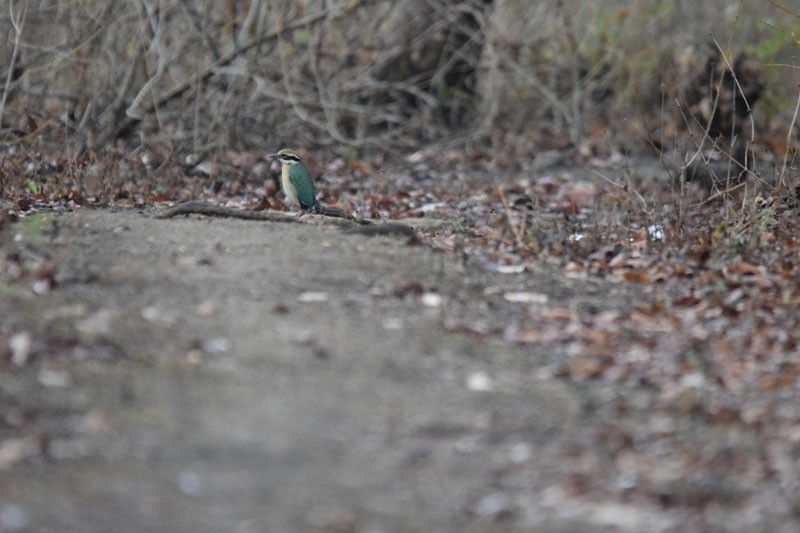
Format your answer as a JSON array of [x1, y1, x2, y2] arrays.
[[0, 209, 765, 532]]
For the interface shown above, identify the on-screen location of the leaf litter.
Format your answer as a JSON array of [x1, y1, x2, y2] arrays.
[[2, 142, 800, 526]]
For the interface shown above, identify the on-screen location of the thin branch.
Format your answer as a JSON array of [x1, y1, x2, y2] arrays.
[[117, 7, 337, 138], [0, 0, 28, 129], [593, 170, 648, 211], [505, 59, 573, 129], [710, 35, 757, 190], [496, 183, 524, 248], [778, 87, 800, 189]]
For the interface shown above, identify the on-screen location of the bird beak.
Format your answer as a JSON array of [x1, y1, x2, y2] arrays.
[[268, 154, 278, 160]]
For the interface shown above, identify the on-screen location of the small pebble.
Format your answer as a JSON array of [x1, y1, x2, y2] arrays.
[[382, 318, 403, 330], [9, 332, 32, 366], [0, 504, 28, 531], [38, 369, 71, 388], [508, 442, 532, 464], [178, 471, 201, 496], [298, 291, 329, 303], [203, 338, 230, 353], [617, 470, 639, 490], [420, 292, 442, 307], [472, 491, 513, 518], [466, 371, 493, 392]]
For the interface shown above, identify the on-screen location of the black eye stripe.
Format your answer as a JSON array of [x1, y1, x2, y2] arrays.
[[280, 155, 300, 162]]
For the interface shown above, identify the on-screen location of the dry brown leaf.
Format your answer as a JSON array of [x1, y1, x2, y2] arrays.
[[623, 271, 652, 284]]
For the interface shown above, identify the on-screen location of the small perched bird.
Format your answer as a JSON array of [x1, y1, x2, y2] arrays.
[[269, 148, 318, 213]]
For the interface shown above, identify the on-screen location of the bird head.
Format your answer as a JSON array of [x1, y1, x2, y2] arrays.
[[269, 148, 302, 167]]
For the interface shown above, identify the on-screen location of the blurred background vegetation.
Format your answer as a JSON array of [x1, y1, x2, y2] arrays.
[[0, 0, 798, 162]]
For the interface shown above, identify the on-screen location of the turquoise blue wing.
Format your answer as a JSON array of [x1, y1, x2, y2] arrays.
[[289, 164, 317, 210]]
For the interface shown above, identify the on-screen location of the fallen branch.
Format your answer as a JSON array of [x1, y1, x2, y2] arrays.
[[153, 201, 416, 239], [154, 201, 298, 221]]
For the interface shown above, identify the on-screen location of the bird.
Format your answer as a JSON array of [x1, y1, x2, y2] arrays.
[[269, 148, 318, 213]]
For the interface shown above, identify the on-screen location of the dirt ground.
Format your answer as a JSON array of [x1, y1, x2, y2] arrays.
[[0, 208, 791, 532]]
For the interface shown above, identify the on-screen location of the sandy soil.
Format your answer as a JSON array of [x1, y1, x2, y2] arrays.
[[0, 208, 775, 533]]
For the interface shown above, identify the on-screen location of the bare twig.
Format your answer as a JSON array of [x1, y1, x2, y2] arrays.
[[778, 88, 800, 190], [593, 170, 648, 211], [0, 0, 28, 129], [504, 60, 573, 131], [496, 183, 524, 248], [556, 0, 584, 142], [710, 36, 757, 191], [117, 7, 336, 138], [304, 3, 352, 145]]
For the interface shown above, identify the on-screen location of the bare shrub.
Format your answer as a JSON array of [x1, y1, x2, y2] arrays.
[[0, 0, 796, 160]]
